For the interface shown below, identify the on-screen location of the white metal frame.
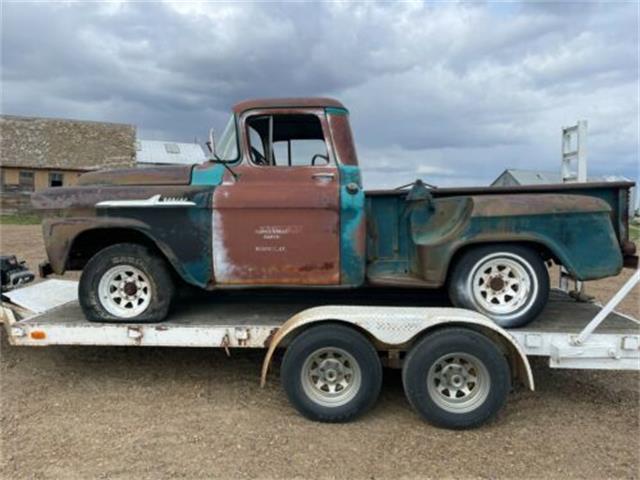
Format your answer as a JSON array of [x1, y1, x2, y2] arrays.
[[561, 120, 587, 183], [559, 120, 588, 294], [574, 270, 640, 344], [510, 271, 640, 370]]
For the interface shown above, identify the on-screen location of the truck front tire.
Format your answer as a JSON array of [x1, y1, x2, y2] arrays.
[[79, 243, 174, 323], [448, 244, 549, 328], [281, 324, 382, 423], [402, 328, 511, 429]]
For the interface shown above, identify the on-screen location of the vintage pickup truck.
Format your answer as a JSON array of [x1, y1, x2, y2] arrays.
[[32, 98, 637, 327]]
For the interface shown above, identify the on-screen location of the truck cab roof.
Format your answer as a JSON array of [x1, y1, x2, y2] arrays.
[[232, 97, 346, 114]]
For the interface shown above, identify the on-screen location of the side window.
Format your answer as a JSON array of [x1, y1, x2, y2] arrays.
[[246, 114, 329, 167], [49, 172, 64, 187], [19, 171, 34, 191]]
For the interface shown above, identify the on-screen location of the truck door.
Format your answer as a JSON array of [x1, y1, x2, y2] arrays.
[[211, 109, 341, 285]]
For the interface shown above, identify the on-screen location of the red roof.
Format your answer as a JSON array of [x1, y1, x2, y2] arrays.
[[232, 97, 346, 113]]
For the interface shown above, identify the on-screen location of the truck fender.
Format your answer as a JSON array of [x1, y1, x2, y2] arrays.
[[260, 305, 534, 390]]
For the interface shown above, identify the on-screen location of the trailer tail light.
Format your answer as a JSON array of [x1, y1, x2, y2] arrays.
[[30, 330, 46, 340]]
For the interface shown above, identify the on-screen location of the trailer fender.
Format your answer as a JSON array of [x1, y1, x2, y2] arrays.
[[260, 305, 534, 390]]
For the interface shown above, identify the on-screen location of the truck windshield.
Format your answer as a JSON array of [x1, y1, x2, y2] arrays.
[[216, 115, 238, 161]]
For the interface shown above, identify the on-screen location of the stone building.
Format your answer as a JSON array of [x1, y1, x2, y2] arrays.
[[0, 115, 136, 213]]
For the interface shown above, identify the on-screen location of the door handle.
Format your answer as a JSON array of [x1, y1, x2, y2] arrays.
[[311, 173, 335, 180]]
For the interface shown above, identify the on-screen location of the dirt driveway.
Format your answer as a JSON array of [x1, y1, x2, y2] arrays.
[[1, 225, 639, 479]]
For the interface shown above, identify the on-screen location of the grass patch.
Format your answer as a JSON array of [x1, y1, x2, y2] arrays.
[[0, 214, 41, 225], [630, 223, 640, 242]]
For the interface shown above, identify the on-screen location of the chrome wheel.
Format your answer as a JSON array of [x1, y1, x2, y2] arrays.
[[301, 347, 362, 407], [427, 352, 491, 413], [98, 265, 152, 318], [470, 253, 538, 319]]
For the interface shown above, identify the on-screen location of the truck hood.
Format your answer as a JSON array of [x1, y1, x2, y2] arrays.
[[77, 165, 194, 186]]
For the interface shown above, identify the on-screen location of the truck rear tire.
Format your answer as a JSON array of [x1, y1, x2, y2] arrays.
[[448, 244, 549, 328], [281, 324, 382, 423], [79, 243, 174, 323], [402, 328, 510, 429]]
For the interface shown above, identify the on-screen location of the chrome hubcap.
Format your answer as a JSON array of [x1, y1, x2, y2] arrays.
[[301, 347, 361, 407], [98, 265, 151, 318], [427, 352, 490, 413]]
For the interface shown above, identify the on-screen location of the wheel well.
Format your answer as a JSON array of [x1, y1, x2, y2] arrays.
[[404, 323, 533, 389], [66, 228, 168, 271], [276, 320, 380, 351], [446, 240, 557, 282]]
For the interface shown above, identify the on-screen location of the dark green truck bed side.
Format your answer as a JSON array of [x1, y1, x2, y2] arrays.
[[365, 181, 636, 287]]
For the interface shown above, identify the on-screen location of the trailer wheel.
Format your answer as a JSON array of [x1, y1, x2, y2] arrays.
[[79, 243, 174, 322], [281, 324, 382, 423], [402, 328, 510, 429], [449, 244, 549, 328]]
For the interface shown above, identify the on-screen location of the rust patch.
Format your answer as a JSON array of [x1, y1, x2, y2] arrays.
[[232, 97, 344, 114], [263, 328, 279, 348], [299, 262, 334, 272], [77, 165, 193, 186], [471, 194, 611, 217]]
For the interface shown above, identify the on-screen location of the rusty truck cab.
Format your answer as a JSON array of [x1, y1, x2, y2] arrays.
[[196, 98, 366, 287]]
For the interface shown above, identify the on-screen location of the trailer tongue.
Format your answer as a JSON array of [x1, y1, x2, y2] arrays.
[[2, 276, 638, 429]]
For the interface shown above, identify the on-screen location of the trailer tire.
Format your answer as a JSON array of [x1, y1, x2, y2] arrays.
[[281, 324, 382, 423], [79, 243, 174, 323], [449, 244, 549, 328], [402, 328, 510, 429]]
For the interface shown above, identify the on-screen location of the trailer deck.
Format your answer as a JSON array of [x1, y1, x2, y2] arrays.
[[3, 283, 639, 371]]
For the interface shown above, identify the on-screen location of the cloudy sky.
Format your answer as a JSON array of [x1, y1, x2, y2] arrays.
[[2, 1, 638, 188]]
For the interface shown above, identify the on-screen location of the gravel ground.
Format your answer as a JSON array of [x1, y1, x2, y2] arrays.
[[1, 225, 639, 479]]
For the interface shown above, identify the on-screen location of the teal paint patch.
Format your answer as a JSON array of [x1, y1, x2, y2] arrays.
[[365, 194, 413, 278], [326, 107, 349, 116], [182, 258, 210, 286], [180, 203, 214, 287], [338, 164, 366, 286], [463, 213, 623, 280], [191, 163, 226, 185]]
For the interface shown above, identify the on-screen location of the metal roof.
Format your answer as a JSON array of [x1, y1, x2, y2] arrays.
[[492, 169, 631, 186], [136, 140, 207, 165], [232, 97, 345, 114]]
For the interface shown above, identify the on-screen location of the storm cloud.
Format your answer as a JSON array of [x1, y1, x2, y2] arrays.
[[1, 1, 638, 188]]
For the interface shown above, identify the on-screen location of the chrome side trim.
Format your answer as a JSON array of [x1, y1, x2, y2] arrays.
[[96, 194, 196, 208]]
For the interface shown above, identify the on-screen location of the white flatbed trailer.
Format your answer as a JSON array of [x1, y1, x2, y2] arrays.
[[2, 272, 639, 429]]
